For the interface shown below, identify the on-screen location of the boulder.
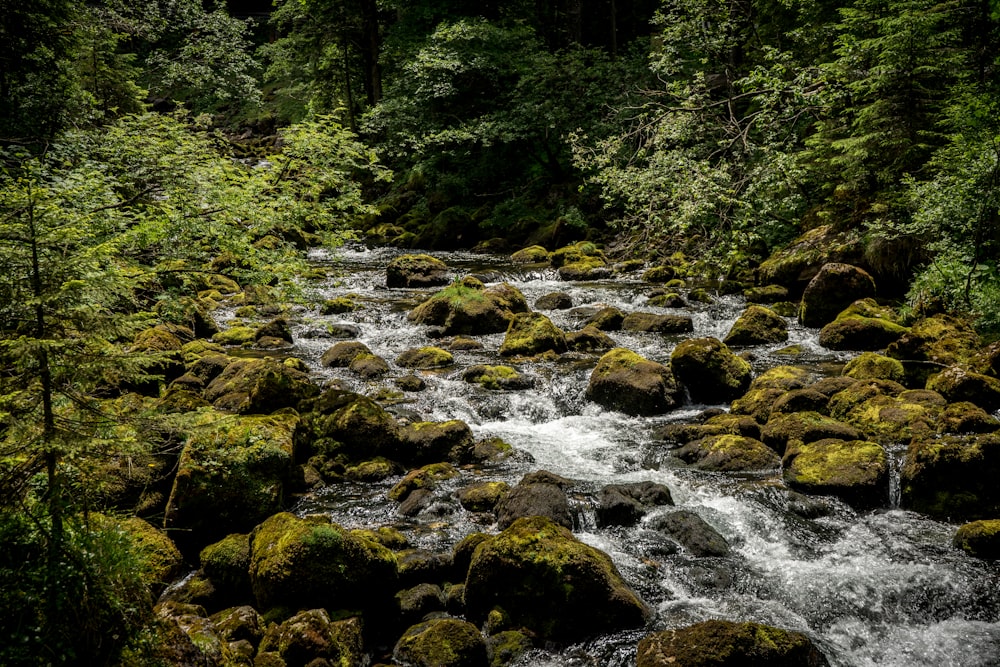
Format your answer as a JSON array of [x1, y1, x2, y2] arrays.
[[799, 263, 876, 328], [565, 325, 617, 352], [756, 224, 864, 292], [584, 306, 626, 331], [761, 412, 862, 456], [398, 420, 474, 465], [642, 265, 676, 282], [396, 584, 446, 626], [655, 414, 761, 445], [257, 609, 364, 667], [926, 366, 1000, 413], [675, 434, 780, 472], [818, 306, 908, 351], [511, 245, 550, 263], [388, 463, 460, 503], [296, 389, 402, 463], [203, 357, 319, 414], [199, 533, 251, 601], [744, 284, 790, 303], [461, 365, 533, 390], [253, 317, 293, 345], [647, 510, 730, 557], [783, 438, 889, 509], [210, 605, 265, 646], [637, 619, 829, 667], [938, 401, 999, 435], [953, 520, 1000, 560], [586, 348, 682, 416], [393, 618, 487, 667], [495, 471, 573, 529], [458, 481, 510, 513], [647, 292, 687, 308], [901, 433, 1000, 520], [551, 241, 606, 268], [770, 389, 831, 415], [248, 512, 397, 611], [723, 305, 788, 346], [621, 312, 695, 334], [464, 516, 649, 643], [886, 315, 981, 386], [386, 253, 450, 288], [842, 352, 905, 382], [319, 295, 359, 315], [349, 353, 391, 378], [730, 366, 813, 422], [499, 312, 568, 357], [558, 257, 611, 280], [397, 346, 454, 369], [534, 292, 573, 310], [595, 482, 674, 528], [671, 337, 753, 403], [835, 390, 939, 446], [320, 341, 373, 367], [408, 281, 529, 336]]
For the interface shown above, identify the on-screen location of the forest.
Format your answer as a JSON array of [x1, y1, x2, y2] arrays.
[[2, 0, 1000, 664]]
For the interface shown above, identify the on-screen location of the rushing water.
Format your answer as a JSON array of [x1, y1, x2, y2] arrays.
[[275, 245, 1000, 667]]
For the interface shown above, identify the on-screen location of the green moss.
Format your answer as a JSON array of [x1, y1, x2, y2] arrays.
[[637, 619, 827, 667], [761, 411, 862, 454], [783, 438, 889, 508], [200, 533, 250, 594], [388, 462, 459, 502], [723, 304, 788, 346], [393, 618, 487, 667], [670, 337, 752, 402], [320, 296, 359, 315], [396, 346, 454, 369], [499, 312, 567, 357], [586, 347, 680, 416], [212, 326, 257, 346], [953, 520, 1000, 560], [642, 265, 676, 282], [458, 481, 511, 512], [842, 352, 906, 382], [511, 245, 551, 263], [462, 365, 531, 390], [676, 434, 780, 471], [557, 256, 609, 280], [550, 241, 604, 268], [841, 393, 938, 445]]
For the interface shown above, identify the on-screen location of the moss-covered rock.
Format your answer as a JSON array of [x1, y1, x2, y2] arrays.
[[723, 305, 788, 346], [761, 411, 863, 455], [408, 281, 529, 336], [393, 617, 487, 667], [398, 420, 474, 465], [486, 630, 533, 667], [756, 224, 864, 291], [647, 292, 687, 308], [783, 438, 889, 509], [495, 472, 573, 529], [843, 352, 906, 382], [621, 311, 694, 334], [499, 312, 567, 357], [744, 284, 790, 303], [320, 341, 373, 367], [886, 315, 982, 385], [770, 388, 831, 415], [105, 516, 183, 595], [397, 346, 455, 369], [210, 605, 265, 646], [671, 337, 753, 403], [461, 365, 533, 390], [636, 619, 830, 667], [926, 366, 1000, 412], [464, 515, 649, 643], [199, 533, 251, 601], [642, 265, 677, 283], [165, 411, 299, 545], [534, 291, 573, 310], [558, 256, 611, 281], [458, 481, 511, 513], [799, 263, 877, 328], [586, 348, 682, 415], [655, 414, 762, 445], [254, 318, 293, 345], [350, 353, 391, 378], [386, 253, 450, 288], [511, 245, 551, 264], [938, 401, 1000, 434], [389, 462, 460, 503], [901, 433, 1000, 520], [249, 512, 398, 611], [675, 434, 781, 471], [319, 295, 359, 315], [296, 389, 403, 464], [257, 609, 365, 666], [584, 306, 626, 331], [838, 391, 939, 446], [550, 241, 605, 268], [953, 520, 1000, 560], [204, 357, 319, 414], [212, 325, 257, 347], [818, 302, 908, 350]]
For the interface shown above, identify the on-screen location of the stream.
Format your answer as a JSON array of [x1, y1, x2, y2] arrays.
[[273, 244, 1000, 667]]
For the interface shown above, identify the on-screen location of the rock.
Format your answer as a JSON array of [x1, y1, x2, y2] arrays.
[[636, 619, 830, 667], [761, 412, 862, 455], [511, 245, 550, 263], [397, 346, 455, 369], [386, 253, 450, 288], [642, 265, 677, 282], [723, 305, 788, 346], [398, 420, 474, 465], [249, 512, 397, 611], [647, 510, 730, 557], [210, 605, 264, 646], [212, 325, 256, 346], [486, 630, 533, 667], [397, 583, 446, 624], [886, 315, 981, 385], [319, 295, 359, 314], [350, 353, 391, 378], [584, 306, 626, 331], [842, 352, 906, 382], [671, 337, 753, 403], [756, 224, 864, 292], [953, 520, 1000, 560], [926, 366, 1000, 412], [744, 284, 790, 303], [458, 481, 510, 513], [647, 292, 687, 308], [199, 534, 251, 601], [621, 312, 695, 334], [495, 472, 573, 529], [461, 365, 533, 390], [818, 304, 908, 351], [655, 414, 761, 445], [730, 366, 813, 422], [396, 374, 427, 391], [938, 401, 999, 434], [257, 609, 364, 667], [901, 433, 1000, 520], [449, 335, 484, 351], [393, 618, 487, 667], [297, 389, 402, 463], [770, 389, 830, 415], [204, 357, 319, 414], [165, 411, 299, 545], [675, 434, 780, 471], [499, 312, 567, 357], [107, 516, 183, 595], [565, 325, 616, 352], [586, 348, 682, 416], [464, 516, 649, 643], [975, 341, 1000, 378], [534, 292, 573, 310], [558, 257, 611, 280], [408, 281, 529, 336], [254, 318, 293, 344], [551, 241, 605, 268], [595, 482, 674, 528], [834, 388, 939, 446], [783, 438, 889, 509], [388, 463, 460, 503], [799, 263, 876, 328], [320, 341, 373, 367]]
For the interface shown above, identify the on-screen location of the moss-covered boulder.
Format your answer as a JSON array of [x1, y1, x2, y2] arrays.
[[108, 516, 183, 595], [212, 325, 256, 347], [461, 365, 534, 390], [783, 438, 889, 509], [953, 520, 1000, 560], [926, 366, 1000, 412], [621, 311, 695, 334], [397, 346, 455, 369], [550, 241, 605, 268], [386, 253, 450, 288], [511, 245, 550, 264], [584, 306, 626, 331], [671, 337, 752, 403], [319, 295, 359, 315], [836, 391, 939, 446], [257, 609, 365, 666], [408, 281, 529, 335], [499, 312, 567, 357], [886, 315, 982, 385], [200, 533, 251, 601], [320, 341, 373, 368], [210, 605, 265, 646], [938, 401, 1000, 435], [559, 257, 611, 280], [799, 263, 877, 328], [595, 481, 674, 528], [647, 292, 687, 308], [389, 463, 460, 503], [534, 291, 572, 310], [254, 318, 293, 345], [393, 618, 487, 667], [586, 348, 682, 416], [458, 481, 511, 513], [249, 512, 398, 611], [723, 305, 788, 346], [655, 413, 761, 445], [296, 389, 402, 464], [464, 516, 649, 643], [756, 224, 864, 292], [636, 619, 830, 667], [818, 300, 908, 351], [204, 357, 319, 414], [761, 411, 863, 455], [398, 420, 474, 465], [675, 434, 780, 471], [642, 265, 677, 283], [495, 472, 573, 529], [566, 325, 616, 352], [165, 411, 299, 545], [901, 433, 1000, 520], [744, 284, 790, 303], [843, 352, 906, 382]]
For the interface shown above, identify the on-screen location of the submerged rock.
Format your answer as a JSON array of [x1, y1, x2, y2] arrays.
[[671, 337, 753, 403], [586, 347, 682, 415]]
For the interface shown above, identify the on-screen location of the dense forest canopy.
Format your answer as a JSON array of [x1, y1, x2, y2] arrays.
[[2, 0, 1000, 663]]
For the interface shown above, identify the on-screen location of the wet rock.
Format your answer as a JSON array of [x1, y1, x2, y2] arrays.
[[744, 284, 790, 303], [938, 401, 1000, 434], [398, 420, 474, 465], [212, 325, 256, 346], [253, 317, 293, 345], [655, 414, 762, 445], [319, 295, 359, 315], [551, 241, 605, 268], [389, 462, 460, 503], [199, 533, 251, 602], [257, 609, 364, 667], [499, 312, 568, 357], [642, 265, 677, 282], [901, 432, 1000, 520], [393, 617, 487, 667], [409, 280, 529, 336], [799, 263, 876, 328], [675, 434, 780, 471], [486, 630, 534, 667], [647, 510, 730, 557], [397, 583, 446, 625], [448, 335, 484, 351], [647, 292, 687, 308], [584, 306, 626, 331], [671, 337, 753, 403], [783, 438, 889, 509], [535, 292, 573, 310], [770, 388, 831, 415], [637, 619, 830, 667], [723, 305, 788, 346], [586, 348, 682, 416], [458, 481, 511, 513], [761, 411, 862, 456], [926, 366, 1000, 413], [622, 311, 695, 334], [953, 520, 1000, 560], [558, 257, 612, 280], [396, 374, 427, 392], [886, 315, 981, 386], [320, 341, 372, 367], [210, 605, 264, 646], [396, 549, 454, 588], [397, 345, 455, 369], [351, 353, 391, 378], [399, 488, 436, 516], [204, 357, 319, 414], [843, 352, 906, 383], [818, 303, 908, 351], [249, 512, 397, 611], [495, 472, 573, 529], [386, 253, 450, 288], [297, 389, 402, 462], [464, 515, 649, 643], [596, 481, 674, 527], [156, 602, 233, 665], [461, 364, 533, 390], [511, 245, 550, 263], [565, 325, 616, 352], [835, 389, 939, 446]]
